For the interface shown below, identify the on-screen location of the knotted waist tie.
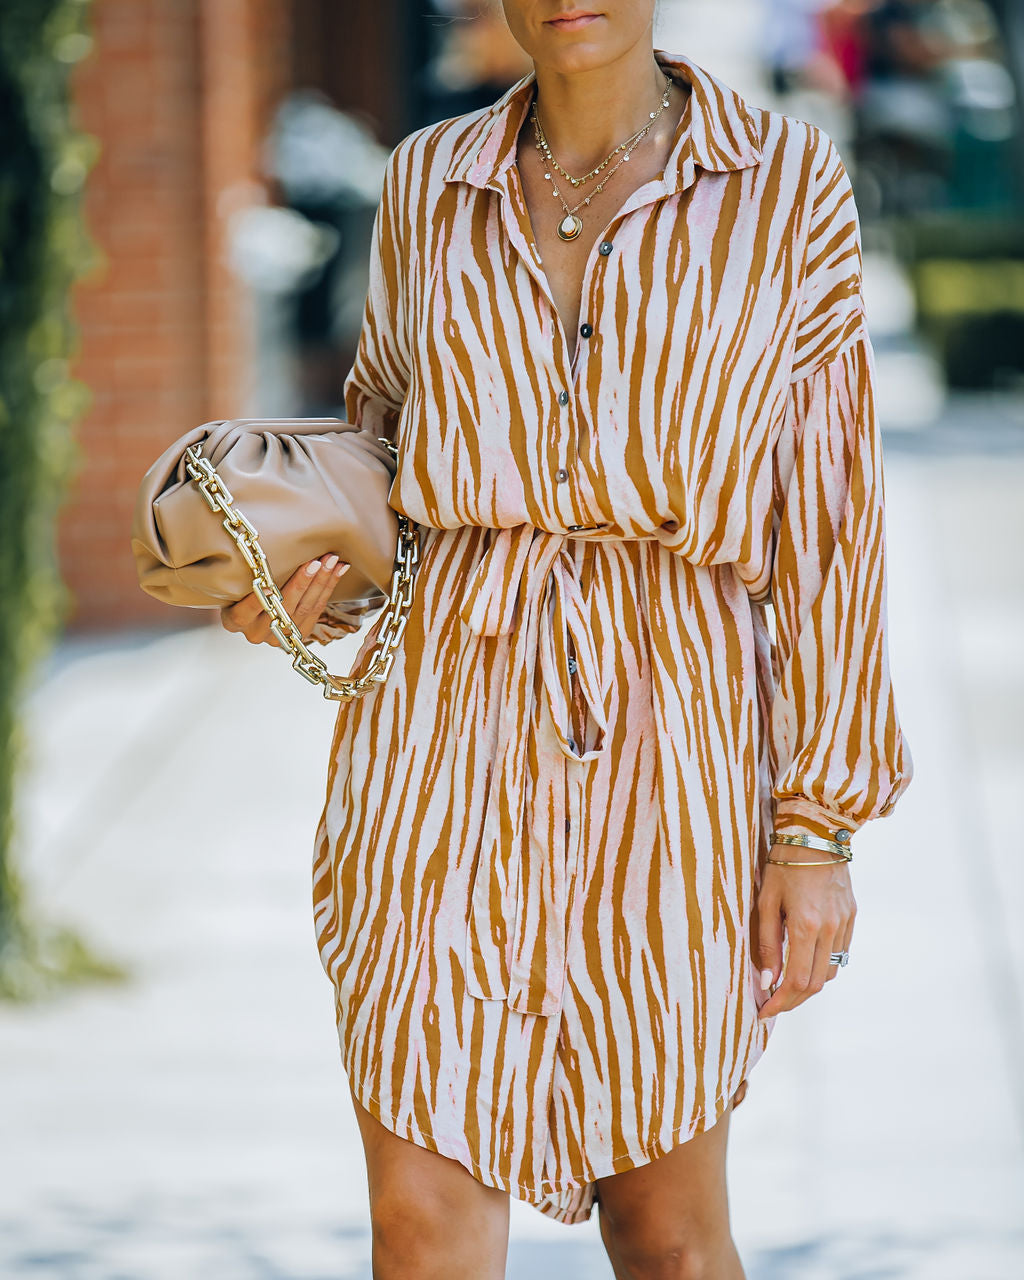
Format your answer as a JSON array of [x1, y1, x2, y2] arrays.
[[457, 523, 620, 1018]]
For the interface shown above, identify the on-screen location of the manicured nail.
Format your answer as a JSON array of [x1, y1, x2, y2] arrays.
[[334, 561, 349, 577], [760, 968, 774, 992], [323, 554, 339, 571], [306, 560, 321, 576]]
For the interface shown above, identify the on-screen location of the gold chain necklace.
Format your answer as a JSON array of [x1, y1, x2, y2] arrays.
[[535, 73, 674, 188], [531, 73, 674, 242]]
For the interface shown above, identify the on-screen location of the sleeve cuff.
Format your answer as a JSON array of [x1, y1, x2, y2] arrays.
[[771, 797, 864, 842], [308, 595, 387, 644]]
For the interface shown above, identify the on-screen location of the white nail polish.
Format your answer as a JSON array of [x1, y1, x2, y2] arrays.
[[306, 561, 321, 575], [760, 968, 774, 992]]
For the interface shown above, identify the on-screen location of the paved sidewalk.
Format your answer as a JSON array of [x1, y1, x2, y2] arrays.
[[1, 433, 1023, 1279]]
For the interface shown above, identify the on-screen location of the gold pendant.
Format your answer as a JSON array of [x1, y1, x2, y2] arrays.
[[556, 213, 583, 241]]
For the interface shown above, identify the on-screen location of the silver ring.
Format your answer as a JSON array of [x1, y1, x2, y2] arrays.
[[829, 951, 850, 967]]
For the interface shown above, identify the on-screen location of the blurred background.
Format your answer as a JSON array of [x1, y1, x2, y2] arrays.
[[0, 0, 1021, 1276]]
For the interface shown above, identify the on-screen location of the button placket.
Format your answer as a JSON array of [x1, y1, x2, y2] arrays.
[[555, 387, 571, 491], [551, 237, 616, 517]]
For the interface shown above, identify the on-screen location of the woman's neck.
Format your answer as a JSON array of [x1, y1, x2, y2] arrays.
[[529, 46, 684, 173]]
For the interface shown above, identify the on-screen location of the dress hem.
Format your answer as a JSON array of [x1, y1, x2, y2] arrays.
[[344, 1023, 772, 1227]]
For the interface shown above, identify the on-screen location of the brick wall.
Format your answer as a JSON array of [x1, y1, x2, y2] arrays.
[[61, 0, 290, 629]]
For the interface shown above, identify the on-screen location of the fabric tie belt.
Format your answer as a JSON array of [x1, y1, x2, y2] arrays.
[[457, 523, 615, 1017]]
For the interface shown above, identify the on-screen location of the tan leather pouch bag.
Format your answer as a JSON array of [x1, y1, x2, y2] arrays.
[[131, 417, 398, 609]]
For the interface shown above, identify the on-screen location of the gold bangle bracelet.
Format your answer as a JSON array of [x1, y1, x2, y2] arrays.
[[769, 830, 854, 862], [765, 856, 849, 866]]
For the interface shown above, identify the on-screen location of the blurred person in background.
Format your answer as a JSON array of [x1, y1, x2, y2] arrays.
[[855, 0, 956, 211], [221, 1, 911, 1275], [762, 0, 857, 143], [855, 0, 967, 212], [230, 92, 395, 416], [819, 0, 873, 96], [765, 0, 845, 98], [849, 0, 1020, 215]]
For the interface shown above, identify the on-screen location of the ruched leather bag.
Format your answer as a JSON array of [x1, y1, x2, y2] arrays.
[[130, 417, 420, 700]]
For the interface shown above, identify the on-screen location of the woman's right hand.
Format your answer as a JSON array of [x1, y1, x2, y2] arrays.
[[220, 554, 350, 646]]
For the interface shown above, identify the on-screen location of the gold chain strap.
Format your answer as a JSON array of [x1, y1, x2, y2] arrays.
[[184, 439, 420, 702]]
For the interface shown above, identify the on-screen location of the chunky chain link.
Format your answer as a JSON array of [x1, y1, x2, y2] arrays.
[[184, 438, 420, 702]]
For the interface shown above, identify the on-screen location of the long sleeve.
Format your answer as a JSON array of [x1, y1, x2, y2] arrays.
[[768, 132, 912, 840]]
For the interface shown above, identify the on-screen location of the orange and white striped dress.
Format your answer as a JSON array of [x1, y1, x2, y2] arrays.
[[312, 49, 912, 1225]]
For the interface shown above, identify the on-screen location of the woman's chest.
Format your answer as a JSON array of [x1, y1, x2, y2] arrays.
[[411, 174, 797, 421], [514, 136, 674, 370]]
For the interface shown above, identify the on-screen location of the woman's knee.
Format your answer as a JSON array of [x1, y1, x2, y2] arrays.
[[369, 1179, 456, 1274], [601, 1209, 724, 1280], [369, 1174, 509, 1279], [350, 1090, 509, 1278], [596, 1126, 737, 1280]]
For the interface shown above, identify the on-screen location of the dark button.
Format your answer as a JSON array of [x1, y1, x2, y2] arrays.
[[598, 240, 613, 255], [579, 322, 593, 338], [557, 389, 570, 405], [555, 467, 569, 482]]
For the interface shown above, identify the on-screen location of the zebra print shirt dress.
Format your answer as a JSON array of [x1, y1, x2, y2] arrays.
[[312, 49, 912, 1225]]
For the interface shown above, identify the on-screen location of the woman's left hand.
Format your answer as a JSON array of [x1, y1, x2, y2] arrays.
[[754, 852, 856, 1019]]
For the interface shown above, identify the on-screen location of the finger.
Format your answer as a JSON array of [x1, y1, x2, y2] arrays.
[[824, 889, 856, 983], [807, 924, 840, 997], [285, 556, 342, 635], [251, 611, 278, 645], [224, 565, 320, 647], [259, 559, 324, 648], [300, 569, 349, 639], [221, 592, 269, 634], [759, 916, 818, 1017], [266, 557, 343, 648], [831, 905, 856, 980], [755, 895, 785, 1017], [280, 558, 326, 612], [824, 917, 846, 983], [226, 598, 275, 646], [294, 558, 350, 636]]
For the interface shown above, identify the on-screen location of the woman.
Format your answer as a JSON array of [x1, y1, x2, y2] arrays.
[[223, 4, 912, 1276]]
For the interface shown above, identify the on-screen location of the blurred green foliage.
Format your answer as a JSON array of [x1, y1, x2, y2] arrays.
[[0, 0, 104, 995]]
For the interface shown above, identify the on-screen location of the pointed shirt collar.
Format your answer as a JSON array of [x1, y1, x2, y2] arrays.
[[441, 49, 764, 195]]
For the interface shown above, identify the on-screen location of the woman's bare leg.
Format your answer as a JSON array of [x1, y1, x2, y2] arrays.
[[596, 1087, 746, 1280], [349, 1084, 511, 1280]]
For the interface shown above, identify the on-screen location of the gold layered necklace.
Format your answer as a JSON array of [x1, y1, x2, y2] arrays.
[[530, 72, 674, 242]]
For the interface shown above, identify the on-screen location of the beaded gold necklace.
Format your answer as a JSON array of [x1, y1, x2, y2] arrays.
[[530, 73, 674, 241]]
